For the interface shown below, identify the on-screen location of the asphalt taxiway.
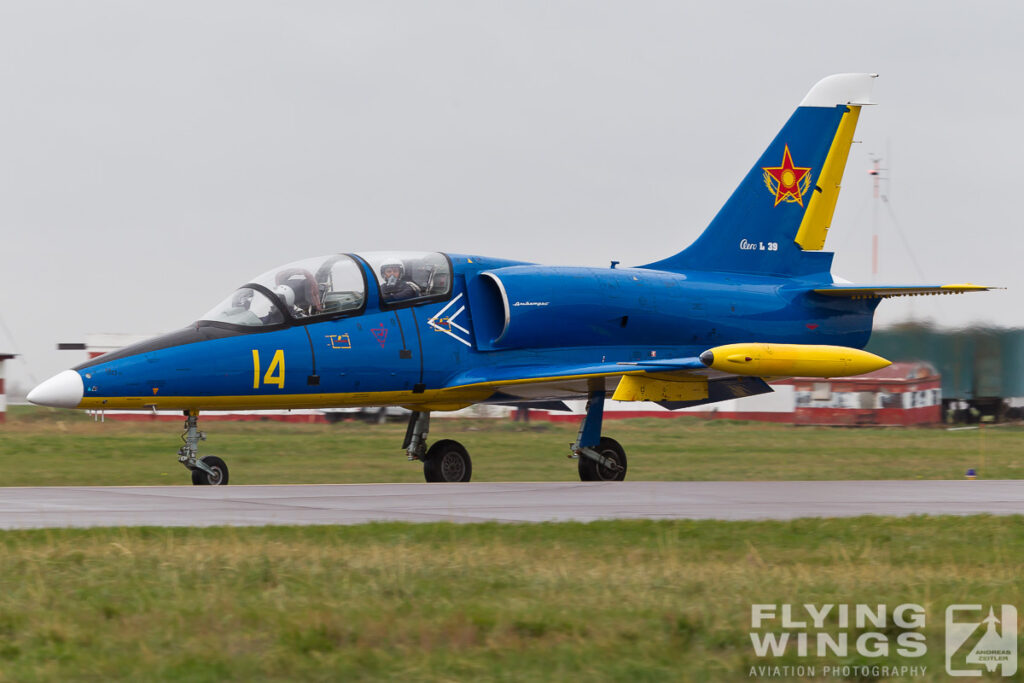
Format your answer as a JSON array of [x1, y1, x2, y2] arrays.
[[0, 480, 1020, 529]]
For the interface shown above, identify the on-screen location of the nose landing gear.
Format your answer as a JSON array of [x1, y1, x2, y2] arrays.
[[191, 455, 229, 486], [178, 411, 230, 486]]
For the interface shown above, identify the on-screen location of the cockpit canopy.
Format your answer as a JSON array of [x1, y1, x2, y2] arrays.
[[200, 252, 451, 327], [361, 251, 452, 305]]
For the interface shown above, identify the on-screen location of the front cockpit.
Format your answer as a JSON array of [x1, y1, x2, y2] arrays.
[[200, 251, 452, 329]]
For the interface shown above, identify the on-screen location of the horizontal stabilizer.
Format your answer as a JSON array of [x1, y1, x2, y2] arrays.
[[813, 283, 994, 300]]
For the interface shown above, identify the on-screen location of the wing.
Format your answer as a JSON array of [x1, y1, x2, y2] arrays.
[[812, 283, 994, 299], [444, 357, 707, 403], [439, 340, 887, 408], [447, 357, 704, 390], [438, 356, 773, 409]]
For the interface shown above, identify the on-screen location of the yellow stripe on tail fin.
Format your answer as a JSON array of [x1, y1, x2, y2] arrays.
[[794, 105, 861, 250]]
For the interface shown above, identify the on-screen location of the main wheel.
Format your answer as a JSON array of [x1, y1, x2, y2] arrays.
[[191, 455, 229, 486], [578, 437, 627, 482], [423, 439, 472, 482]]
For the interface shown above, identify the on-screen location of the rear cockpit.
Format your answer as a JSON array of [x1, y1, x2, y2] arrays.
[[200, 251, 451, 329], [360, 252, 451, 305]]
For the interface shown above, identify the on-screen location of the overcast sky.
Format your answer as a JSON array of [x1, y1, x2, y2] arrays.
[[1, 1, 1020, 391]]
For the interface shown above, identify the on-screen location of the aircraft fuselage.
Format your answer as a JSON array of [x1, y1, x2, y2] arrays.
[[70, 253, 878, 412]]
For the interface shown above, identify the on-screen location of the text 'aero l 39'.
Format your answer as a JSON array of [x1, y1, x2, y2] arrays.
[[29, 73, 992, 485]]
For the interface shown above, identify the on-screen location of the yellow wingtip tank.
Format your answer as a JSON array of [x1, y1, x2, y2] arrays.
[[699, 343, 891, 378]]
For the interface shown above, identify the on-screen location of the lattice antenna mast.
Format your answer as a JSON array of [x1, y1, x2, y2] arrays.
[[867, 155, 888, 281]]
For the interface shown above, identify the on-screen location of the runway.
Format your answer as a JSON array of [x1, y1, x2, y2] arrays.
[[0, 480, 1020, 529]]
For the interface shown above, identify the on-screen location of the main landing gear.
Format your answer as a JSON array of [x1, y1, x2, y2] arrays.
[[571, 389, 627, 481], [404, 410, 473, 482], [400, 391, 626, 483], [178, 411, 229, 486]]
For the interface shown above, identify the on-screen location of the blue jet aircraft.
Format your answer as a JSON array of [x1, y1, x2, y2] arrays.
[[29, 73, 992, 485]]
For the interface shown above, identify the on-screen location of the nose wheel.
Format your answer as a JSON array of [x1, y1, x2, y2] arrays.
[[191, 455, 229, 486], [178, 411, 230, 486]]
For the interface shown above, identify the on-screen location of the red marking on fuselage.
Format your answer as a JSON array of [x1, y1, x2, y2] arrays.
[[371, 324, 388, 347]]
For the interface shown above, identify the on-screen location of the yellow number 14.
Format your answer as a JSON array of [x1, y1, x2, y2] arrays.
[[252, 349, 285, 389]]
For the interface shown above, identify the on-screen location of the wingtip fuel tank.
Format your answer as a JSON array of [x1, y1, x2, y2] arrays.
[[699, 343, 891, 378]]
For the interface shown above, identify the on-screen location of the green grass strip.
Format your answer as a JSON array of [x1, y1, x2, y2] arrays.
[[3, 408, 1022, 485], [0, 517, 1020, 681]]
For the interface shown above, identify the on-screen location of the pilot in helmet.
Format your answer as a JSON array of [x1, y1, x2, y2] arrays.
[[273, 283, 297, 312], [380, 261, 419, 302]]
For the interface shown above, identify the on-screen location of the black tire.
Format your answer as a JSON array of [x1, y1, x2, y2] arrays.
[[423, 439, 472, 483], [191, 455, 229, 486], [578, 437, 627, 482]]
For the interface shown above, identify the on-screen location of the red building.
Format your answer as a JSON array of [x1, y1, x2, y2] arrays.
[[780, 361, 941, 426]]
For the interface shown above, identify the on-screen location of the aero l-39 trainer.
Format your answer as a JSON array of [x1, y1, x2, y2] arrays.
[[29, 73, 991, 485]]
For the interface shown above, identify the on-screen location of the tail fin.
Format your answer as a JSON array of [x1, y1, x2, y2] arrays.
[[642, 73, 877, 278]]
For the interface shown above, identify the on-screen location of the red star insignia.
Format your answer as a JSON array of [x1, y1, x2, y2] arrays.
[[762, 145, 811, 207]]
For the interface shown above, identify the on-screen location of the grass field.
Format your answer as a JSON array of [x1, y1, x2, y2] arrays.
[[2, 408, 1022, 681], [0, 517, 1021, 681], [1, 406, 1022, 486]]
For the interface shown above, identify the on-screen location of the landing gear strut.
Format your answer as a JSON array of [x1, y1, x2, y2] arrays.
[[178, 410, 229, 486], [403, 410, 472, 482], [572, 388, 627, 481]]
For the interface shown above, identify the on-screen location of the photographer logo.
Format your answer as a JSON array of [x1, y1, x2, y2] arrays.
[[945, 604, 1017, 677]]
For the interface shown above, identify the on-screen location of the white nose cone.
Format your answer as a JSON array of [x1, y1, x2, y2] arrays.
[[27, 370, 85, 408]]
